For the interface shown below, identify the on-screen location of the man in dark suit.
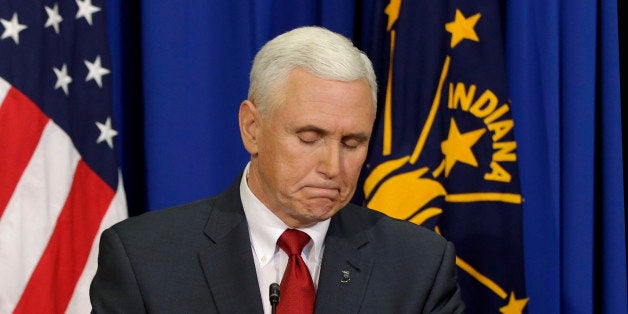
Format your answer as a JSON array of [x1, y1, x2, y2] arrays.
[[90, 26, 464, 313]]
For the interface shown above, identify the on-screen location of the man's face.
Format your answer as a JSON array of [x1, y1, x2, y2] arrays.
[[240, 69, 375, 228]]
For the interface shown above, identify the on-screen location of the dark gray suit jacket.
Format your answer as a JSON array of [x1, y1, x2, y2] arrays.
[[90, 180, 464, 313]]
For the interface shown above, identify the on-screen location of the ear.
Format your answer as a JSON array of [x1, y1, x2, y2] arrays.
[[239, 100, 260, 155]]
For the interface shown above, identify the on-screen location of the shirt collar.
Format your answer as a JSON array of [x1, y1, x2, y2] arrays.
[[240, 162, 330, 266]]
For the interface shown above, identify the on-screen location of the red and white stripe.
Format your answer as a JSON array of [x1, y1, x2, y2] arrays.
[[0, 78, 127, 313]]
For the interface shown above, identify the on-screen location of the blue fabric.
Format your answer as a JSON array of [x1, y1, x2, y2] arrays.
[[506, 0, 625, 312], [140, 2, 251, 210], [598, 2, 625, 312]]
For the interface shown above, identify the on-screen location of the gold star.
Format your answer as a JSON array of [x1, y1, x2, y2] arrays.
[[385, 0, 402, 31], [440, 118, 485, 177], [499, 292, 529, 314], [445, 9, 481, 48]]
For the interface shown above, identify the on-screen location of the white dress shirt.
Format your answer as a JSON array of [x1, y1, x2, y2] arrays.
[[240, 163, 330, 314]]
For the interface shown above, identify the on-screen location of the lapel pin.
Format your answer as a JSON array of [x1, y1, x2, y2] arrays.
[[340, 270, 350, 283]]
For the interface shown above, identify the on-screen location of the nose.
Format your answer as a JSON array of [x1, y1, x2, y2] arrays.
[[317, 142, 341, 178]]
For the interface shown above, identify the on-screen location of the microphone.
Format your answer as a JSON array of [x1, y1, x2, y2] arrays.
[[269, 283, 280, 314]]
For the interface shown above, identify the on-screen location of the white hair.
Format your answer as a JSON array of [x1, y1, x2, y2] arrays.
[[248, 26, 377, 116]]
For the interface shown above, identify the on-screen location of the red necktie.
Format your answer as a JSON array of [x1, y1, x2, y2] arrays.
[[276, 229, 316, 313]]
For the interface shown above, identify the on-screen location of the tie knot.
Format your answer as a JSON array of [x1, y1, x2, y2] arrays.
[[277, 229, 311, 256]]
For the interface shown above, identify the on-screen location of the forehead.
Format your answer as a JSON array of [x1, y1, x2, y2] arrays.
[[272, 69, 375, 128]]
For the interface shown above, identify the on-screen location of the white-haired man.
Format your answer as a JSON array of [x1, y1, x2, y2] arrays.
[[90, 26, 464, 313]]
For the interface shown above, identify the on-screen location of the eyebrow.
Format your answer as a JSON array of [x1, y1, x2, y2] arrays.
[[295, 125, 370, 143]]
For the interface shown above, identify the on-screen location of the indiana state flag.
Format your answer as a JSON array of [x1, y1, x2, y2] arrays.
[[357, 0, 528, 312]]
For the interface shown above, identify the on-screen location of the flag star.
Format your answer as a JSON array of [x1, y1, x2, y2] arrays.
[[445, 9, 481, 48], [75, 0, 101, 26], [440, 118, 486, 177], [85, 56, 110, 87], [45, 4, 64, 34], [384, 0, 402, 31], [96, 117, 118, 149], [499, 292, 529, 314], [53, 64, 73, 95], [1, 13, 28, 45]]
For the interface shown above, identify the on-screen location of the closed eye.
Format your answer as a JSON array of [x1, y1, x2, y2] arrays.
[[297, 130, 322, 144], [342, 135, 368, 150], [342, 140, 358, 149]]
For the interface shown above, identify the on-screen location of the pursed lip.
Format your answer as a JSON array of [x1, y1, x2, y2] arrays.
[[303, 185, 341, 198]]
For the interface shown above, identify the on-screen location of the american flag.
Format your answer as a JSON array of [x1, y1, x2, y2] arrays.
[[0, 0, 127, 313]]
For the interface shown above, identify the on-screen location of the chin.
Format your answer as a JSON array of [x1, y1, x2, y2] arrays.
[[308, 204, 342, 220]]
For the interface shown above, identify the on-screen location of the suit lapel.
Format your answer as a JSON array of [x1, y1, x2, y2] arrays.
[[195, 181, 375, 313], [197, 181, 264, 313], [314, 207, 373, 314]]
